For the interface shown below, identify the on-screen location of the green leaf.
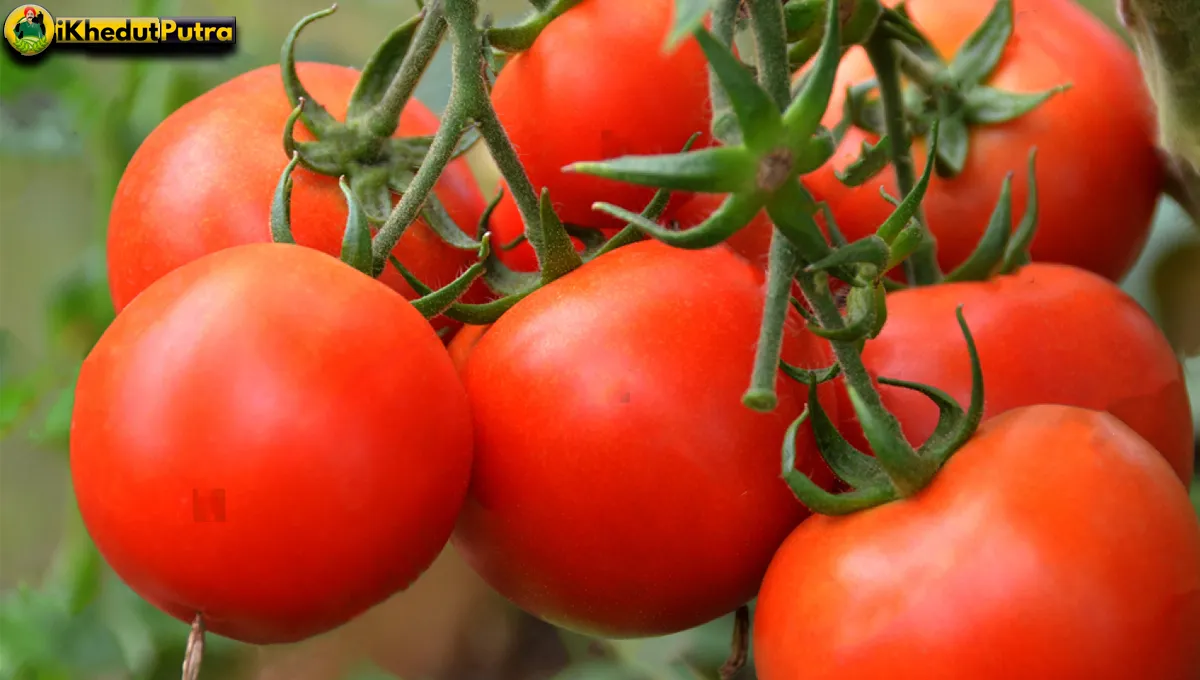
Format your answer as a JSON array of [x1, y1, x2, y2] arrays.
[[946, 172, 1013, 282], [836, 135, 892, 186], [964, 84, 1069, 125], [949, 0, 1013, 87], [346, 12, 424, 121], [338, 176, 374, 275], [805, 236, 890, 274], [1000, 147, 1040, 274], [666, 0, 714, 51], [270, 150, 302, 245], [693, 28, 782, 150], [877, 119, 940, 243], [933, 110, 969, 177], [566, 146, 758, 194], [420, 193, 483, 250], [783, 0, 842, 141], [784, 0, 823, 41], [537, 188, 586, 284]]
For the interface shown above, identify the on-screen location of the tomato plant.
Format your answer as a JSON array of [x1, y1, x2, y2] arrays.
[[105, 62, 487, 333], [452, 241, 837, 639], [489, 0, 714, 232], [839, 263, 1195, 484], [806, 0, 1163, 282], [754, 405, 1200, 679], [70, 243, 473, 645]]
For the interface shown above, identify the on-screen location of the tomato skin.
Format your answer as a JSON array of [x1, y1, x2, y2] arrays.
[[842, 263, 1194, 484], [490, 0, 713, 231], [805, 0, 1163, 281], [453, 241, 836, 638], [447, 323, 490, 374], [754, 405, 1200, 680], [71, 244, 473, 645], [106, 63, 486, 333]]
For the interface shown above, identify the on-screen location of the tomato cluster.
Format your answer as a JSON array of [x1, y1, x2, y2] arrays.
[[68, 0, 1199, 677]]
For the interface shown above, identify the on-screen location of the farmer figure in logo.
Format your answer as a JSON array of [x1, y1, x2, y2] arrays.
[[13, 7, 46, 41]]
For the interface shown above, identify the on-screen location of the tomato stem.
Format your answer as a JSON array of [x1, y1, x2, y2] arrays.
[[747, 0, 794, 110], [487, 0, 585, 53], [719, 605, 750, 680], [863, 31, 944, 287], [707, 0, 741, 144], [358, 1, 446, 138], [181, 614, 205, 680]]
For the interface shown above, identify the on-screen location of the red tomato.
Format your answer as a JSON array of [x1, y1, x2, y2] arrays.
[[754, 405, 1200, 679], [490, 0, 713, 231], [106, 63, 486, 333], [840, 263, 1195, 484], [447, 323, 490, 374], [71, 244, 473, 644], [453, 241, 837, 638], [805, 0, 1163, 281]]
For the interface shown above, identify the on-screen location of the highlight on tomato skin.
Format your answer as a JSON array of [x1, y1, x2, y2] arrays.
[[452, 240, 839, 640], [105, 62, 488, 335], [804, 0, 1164, 282], [69, 243, 474, 645], [753, 405, 1200, 680]]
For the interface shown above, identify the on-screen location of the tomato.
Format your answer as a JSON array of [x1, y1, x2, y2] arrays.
[[452, 241, 837, 638], [106, 63, 486, 333], [70, 243, 473, 644], [805, 0, 1163, 282], [754, 405, 1200, 679], [447, 323, 490, 374], [841, 263, 1195, 484], [490, 0, 713, 232]]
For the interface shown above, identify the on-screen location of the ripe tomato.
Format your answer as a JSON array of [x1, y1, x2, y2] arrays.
[[447, 323, 490, 374], [805, 0, 1163, 281], [842, 263, 1195, 484], [106, 63, 486, 333], [71, 244, 473, 644], [490, 0, 713, 231], [754, 405, 1200, 679], [453, 241, 837, 638]]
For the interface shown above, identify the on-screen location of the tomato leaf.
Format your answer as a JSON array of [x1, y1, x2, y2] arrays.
[[1000, 147, 1040, 274], [805, 236, 890, 275], [932, 110, 969, 177], [693, 28, 783, 150], [945, 172, 1013, 282], [877, 7, 943, 64], [666, 0, 715, 52], [421, 192, 483, 250], [270, 152, 301, 245], [782, 0, 841, 142], [792, 368, 890, 489], [566, 146, 759, 194], [279, 5, 341, 137], [780, 411, 898, 515], [410, 235, 490, 319], [596, 191, 764, 250], [964, 84, 1070, 125], [948, 0, 1012, 87], [835, 135, 892, 186], [784, 0, 823, 42], [877, 119, 939, 243], [338, 176, 375, 275], [346, 12, 424, 122]]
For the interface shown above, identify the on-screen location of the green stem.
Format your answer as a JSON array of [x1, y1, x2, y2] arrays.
[[362, 0, 448, 138], [794, 271, 932, 495], [370, 103, 467, 273], [487, 0, 584, 52], [746, 0, 793, 109], [475, 106, 544, 256], [863, 32, 942, 286], [708, 0, 740, 143], [744, 236, 802, 411]]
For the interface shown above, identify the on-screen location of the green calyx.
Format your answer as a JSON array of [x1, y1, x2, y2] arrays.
[[275, 4, 478, 226], [855, 0, 1069, 180], [786, 0, 883, 67], [780, 305, 986, 515]]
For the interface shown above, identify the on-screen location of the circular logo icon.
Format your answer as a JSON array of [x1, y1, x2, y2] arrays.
[[5, 4, 54, 57]]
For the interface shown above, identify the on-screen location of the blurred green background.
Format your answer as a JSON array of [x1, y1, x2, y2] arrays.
[[1, 1, 1197, 678]]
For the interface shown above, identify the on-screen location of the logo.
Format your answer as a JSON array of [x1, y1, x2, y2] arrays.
[[4, 4, 53, 56], [3, 5, 235, 59]]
